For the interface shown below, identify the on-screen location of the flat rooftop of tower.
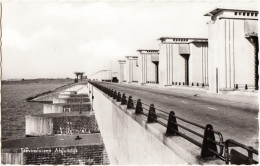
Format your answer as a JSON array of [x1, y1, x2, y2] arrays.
[[125, 56, 138, 58], [137, 49, 159, 52], [158, 37, 208, 44], [2, 134, 102, 151], [204, 7, 259, 16]]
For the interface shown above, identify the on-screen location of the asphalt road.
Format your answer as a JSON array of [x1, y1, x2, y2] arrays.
[[95, 82, 259, 150]]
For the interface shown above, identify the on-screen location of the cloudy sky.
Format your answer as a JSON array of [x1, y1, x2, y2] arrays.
[[2, 0, 258, 80]]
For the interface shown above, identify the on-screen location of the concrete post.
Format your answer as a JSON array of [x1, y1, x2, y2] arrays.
[[118, 60, 126, 83], [125, 56, 138, 83]]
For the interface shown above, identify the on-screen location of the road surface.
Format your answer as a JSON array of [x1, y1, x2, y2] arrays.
[[94, 82, 259, 150]]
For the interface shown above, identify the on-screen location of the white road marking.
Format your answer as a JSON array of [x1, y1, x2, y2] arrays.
[[163, 96, 168, 99], [208, 107, 218, 110], [181, 101, 187, 104]]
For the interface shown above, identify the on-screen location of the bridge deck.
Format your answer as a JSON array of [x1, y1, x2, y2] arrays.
[[96, 82, 259, 150]]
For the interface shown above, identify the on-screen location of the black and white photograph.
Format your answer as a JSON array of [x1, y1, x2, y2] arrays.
[[1, 0, 259, 165]]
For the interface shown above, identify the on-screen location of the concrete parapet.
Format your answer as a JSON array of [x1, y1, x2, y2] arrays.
[[58, 93, 89, 98], [60, 91, 77, 95], [53, 97, 90, 104], [25, 113, 99, 136], [89, 84, 224, 164], [90, 85, 187, 164], [43, 102, 92, 114]]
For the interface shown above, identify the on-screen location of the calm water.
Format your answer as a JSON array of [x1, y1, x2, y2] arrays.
[[1, 82, 70, 140]]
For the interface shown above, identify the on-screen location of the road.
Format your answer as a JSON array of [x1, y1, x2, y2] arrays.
[[94, 82, 259, 150]]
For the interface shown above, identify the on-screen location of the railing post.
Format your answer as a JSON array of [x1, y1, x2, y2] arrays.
[[201, 124, 218, 158], [108, 89, 111, 96], [127, 96, 134, 109], [117, 92, 121, 102], [110, 89, 114, 97], [248, 147, 254, 164], [113, 90, 117, 99], [224, 141, 230, 164], [121, 93, 127, 105], [166, 111, 178, 136], [135, 99, 143, 115], [147, 104, 157, 123]]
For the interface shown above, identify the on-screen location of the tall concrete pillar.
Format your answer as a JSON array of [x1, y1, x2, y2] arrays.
[[118, 60, 126, 83], [137, 50, 159, 84], [204, 8, 258, 92], [125, 56, 139, 83]]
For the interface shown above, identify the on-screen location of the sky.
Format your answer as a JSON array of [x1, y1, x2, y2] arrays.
[[1, 0, 258, 80]]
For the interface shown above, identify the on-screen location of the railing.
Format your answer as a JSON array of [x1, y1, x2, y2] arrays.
[[225, 139, 259, 165], [172, 82, 209, 87], [235, 84, 255, 90], [89, 81, 258, 164]]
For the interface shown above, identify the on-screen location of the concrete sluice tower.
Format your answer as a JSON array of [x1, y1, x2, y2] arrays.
[[1, 85, 109, 165], [204, 8, 259, 93], [125, 56, 139, 83], [158, 37, 209, 87], [137, 50, 159, 84]]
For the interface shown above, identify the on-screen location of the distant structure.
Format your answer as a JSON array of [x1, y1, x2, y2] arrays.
[[74, 72, 85, 82], [89, 70, 112, 82]]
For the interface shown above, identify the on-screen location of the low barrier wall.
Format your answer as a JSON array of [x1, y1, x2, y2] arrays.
[[53, 97, 90, 104], [88, 83, 187, 165], [89, 81, 259, 165], [25, 114, 99, 136], [43, 103, 92, 114]]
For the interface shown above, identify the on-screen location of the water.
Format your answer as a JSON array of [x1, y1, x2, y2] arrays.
[[1, 81, 71, 141]]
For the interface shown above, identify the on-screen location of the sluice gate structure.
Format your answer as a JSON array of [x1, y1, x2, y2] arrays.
[[2, 83, 109, 165]]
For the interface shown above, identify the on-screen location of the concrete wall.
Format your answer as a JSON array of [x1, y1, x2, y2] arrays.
[[207, 9, 258, 92], [43, 103, 92, 114], [1, 153, 24, 165], [88, 83, 186, 165], [44, 104, 63, 113], [118, 61, 126, 83], [25, 115, 53, 136], [189, 42, 208, 85], [53, 97, 90, 104], [126, 57, 139, 83], [172, 44, 185, 83], [159, 43, 168, 85], [25, 114, 99, 136], [138, 53, 157, 84]]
